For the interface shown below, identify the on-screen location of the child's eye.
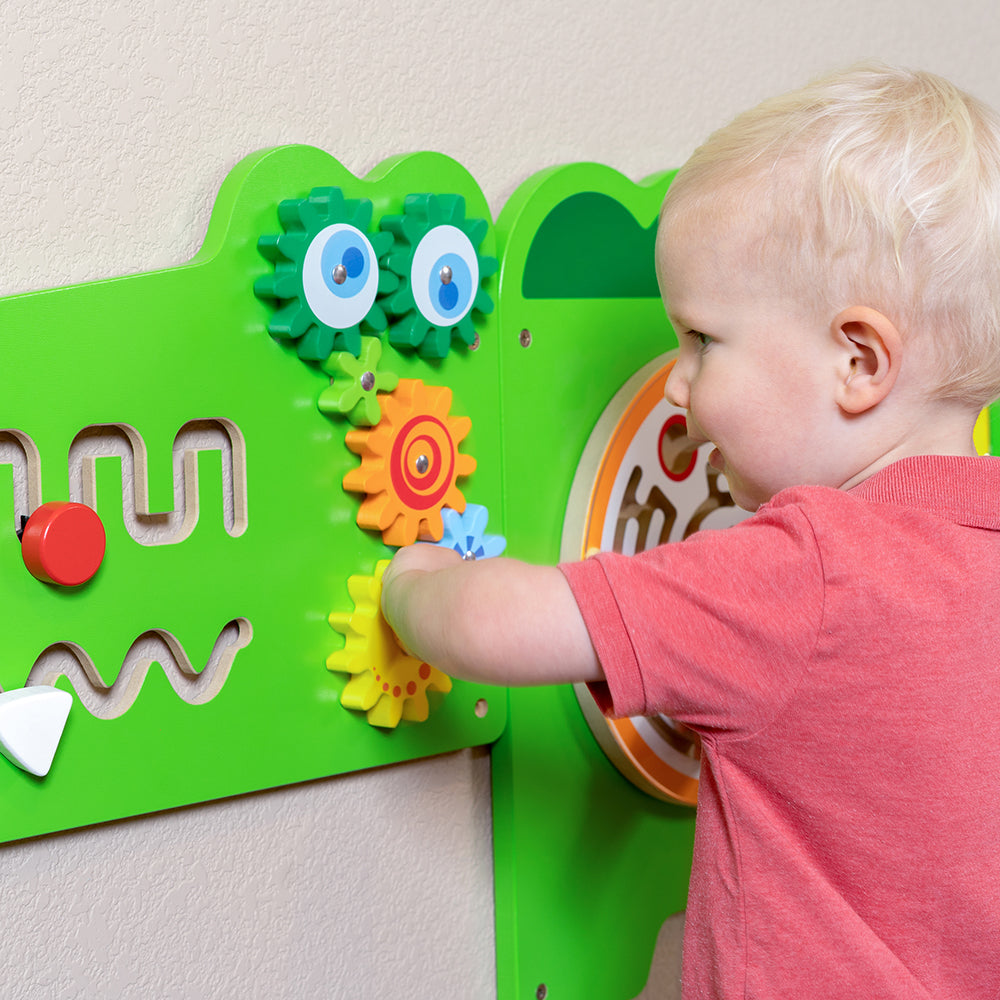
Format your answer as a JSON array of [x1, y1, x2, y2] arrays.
[[685, 329, 713, 352]]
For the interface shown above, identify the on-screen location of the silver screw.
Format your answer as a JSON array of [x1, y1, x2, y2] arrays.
[[536, 986, 548, 1000], [415, 454, 429, 475], [440, 265, 453, 284], [360, 371, 375, 392], [332, 263, 348, 285], [462, 549, 477, 561], [519, 328, 532, 348]]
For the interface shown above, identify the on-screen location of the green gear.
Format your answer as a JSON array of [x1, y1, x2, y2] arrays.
[[379, 193, 497, 359], [254, 187, 397, 360], [318, 335, 400, 426]]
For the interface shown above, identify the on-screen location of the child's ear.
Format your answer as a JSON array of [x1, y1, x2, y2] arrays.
[[831, 306, 902, 414]]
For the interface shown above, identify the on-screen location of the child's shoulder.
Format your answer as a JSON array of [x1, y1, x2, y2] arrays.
[[761, 455, 1000, 532]]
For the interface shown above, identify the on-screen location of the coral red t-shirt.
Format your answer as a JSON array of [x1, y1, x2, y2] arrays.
[[560, 456, 1000, 1000]]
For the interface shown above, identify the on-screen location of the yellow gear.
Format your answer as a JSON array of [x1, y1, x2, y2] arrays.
[[328, 560, 452, 728]]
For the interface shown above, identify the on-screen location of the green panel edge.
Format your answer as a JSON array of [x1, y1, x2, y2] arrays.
[[494, 162, 696, 1000]]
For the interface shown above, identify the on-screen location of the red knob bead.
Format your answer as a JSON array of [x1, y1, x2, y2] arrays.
[[21, 502, 106, 587]]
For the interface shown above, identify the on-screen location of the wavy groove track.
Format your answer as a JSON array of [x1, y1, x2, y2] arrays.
[[25, 619, 253, 719], [0, 419, 248, 544]]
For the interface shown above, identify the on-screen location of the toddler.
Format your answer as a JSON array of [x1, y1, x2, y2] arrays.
[[383, 64, 1000, 999]]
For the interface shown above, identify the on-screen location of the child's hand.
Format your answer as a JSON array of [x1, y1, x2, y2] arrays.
[[382, 542, 461, 592], [380, 544, 459, 657]]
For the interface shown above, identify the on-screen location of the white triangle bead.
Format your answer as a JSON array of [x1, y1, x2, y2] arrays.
[[0, 686, 73, 777]]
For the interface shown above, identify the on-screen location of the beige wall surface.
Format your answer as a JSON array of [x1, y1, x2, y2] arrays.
[[1, 2, 998, 997]]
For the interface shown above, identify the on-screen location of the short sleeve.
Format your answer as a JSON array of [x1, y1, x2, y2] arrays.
[[559, 501, 825, 737]]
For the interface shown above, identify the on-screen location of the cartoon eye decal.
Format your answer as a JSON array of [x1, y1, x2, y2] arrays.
[[254, 187, 396, 360], [410, 225, 479, 328], [380, 193, 497, 359], [302, 223, 381, 332]]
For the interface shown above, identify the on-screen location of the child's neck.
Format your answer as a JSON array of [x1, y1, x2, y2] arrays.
[[839, 399, 981, 491]]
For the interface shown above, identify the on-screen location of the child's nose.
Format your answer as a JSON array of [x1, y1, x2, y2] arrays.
[[664, 362, 689, 409]]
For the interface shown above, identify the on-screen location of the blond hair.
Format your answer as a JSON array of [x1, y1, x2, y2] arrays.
[[660, 63, 1000, 407]]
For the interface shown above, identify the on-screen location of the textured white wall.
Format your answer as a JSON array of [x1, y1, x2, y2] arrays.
[[1, 1, 998, 997]]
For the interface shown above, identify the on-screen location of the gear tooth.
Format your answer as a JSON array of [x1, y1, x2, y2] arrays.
[[352, 197, 374, 231], [382, 281, 414, 317], [474, 288, 495, 315], [377, 269, 400, 296], [451, 413, 471, 440], [303, 188, 341, 224], [388, 314, 425, 351], [343, 426, 370, 454], [256, 233, 284, 262], [378, 212, 406, 241], [417, 325, 451, 360], [403, 191, 431, 218], [353, 394, 380, 427], [401, 690, 429, 722], [384, 249, 411, 278], [296, 326, 334, 360], [341, 673, 381, 711], [418, 510, 445, 543], [253, 273, 278, 300], [381, 516, 416, 547], [358, 492, 395, 532], [371, 230, 394, 257], [326, 648, 347, 672], [462, 215, 487, 246], [478, 252, 498, 278], [345, 572, 371, 607], [266, 268, 299, 300], [318, 380, 358, 419], [276, 197, 308, 232], [328, 609, 353, 633], [268, 301, 309, 339], [427, 667, 452, 694], [363, 303, 388, 334], [274, 231, 309, 262], [331, 325, 362, 357], [452, 315, 477, 349], [440, 193, 464, 223], [367, 695, 403, 729]]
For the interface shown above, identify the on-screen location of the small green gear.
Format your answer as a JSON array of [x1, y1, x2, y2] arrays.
[[254, 187, 397, 360], [380, 193, 497, 359], [318, 336, 400, 426]]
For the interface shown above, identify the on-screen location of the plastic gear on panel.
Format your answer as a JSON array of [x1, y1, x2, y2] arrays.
[[434, 503, 506, 561], [342, 378, 476, 546], [254, 187, 397, 360], [318, 336, 400, 426], [327, 560, 452, 729], [379, 193, 497, 358]]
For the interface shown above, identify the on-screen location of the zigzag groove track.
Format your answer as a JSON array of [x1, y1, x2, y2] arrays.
[[24, 618, 253, 719], [0, 419, 248, 544]]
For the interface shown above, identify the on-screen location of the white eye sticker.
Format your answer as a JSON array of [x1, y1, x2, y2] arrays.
[[301, 224, 380, 331], [410, 225, 479, 327]]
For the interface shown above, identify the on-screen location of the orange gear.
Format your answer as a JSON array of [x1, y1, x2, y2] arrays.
[[328, 560, 452, 728], [342, 378, 476, 546]]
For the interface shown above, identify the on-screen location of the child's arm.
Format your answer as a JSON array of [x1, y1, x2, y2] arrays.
[[381, 543, 604, 687]]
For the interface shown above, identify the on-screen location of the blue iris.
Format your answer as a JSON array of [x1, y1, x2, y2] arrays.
[[429, 252, 472, 321], [321, 230, 372, 299]]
